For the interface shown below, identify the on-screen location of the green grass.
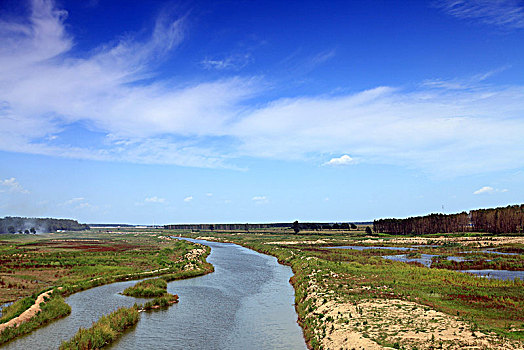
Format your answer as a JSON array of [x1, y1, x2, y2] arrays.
[[59, 305, 139, 350], [122, 278, 167, 297], [0, 291, 71, 345], [143, 293, 179, 310], [0, 293, 38, 324]]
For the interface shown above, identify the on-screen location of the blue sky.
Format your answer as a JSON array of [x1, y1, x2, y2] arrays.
[[1, 0, 523, 224]]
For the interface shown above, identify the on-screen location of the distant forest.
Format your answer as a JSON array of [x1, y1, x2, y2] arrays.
[[164, 222, 360, 232], [0, 217, 90, 234], [373, 204, 524, 235]]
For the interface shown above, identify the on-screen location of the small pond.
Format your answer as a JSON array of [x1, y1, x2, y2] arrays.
[[382, 254, 466, 267], [459, 270, 524, 281]]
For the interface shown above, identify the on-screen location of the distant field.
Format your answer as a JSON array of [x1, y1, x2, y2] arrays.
[[0, 231, 206, 304]]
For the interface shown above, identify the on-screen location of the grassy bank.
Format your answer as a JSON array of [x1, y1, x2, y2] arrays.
[[0, 291, 71, 345]]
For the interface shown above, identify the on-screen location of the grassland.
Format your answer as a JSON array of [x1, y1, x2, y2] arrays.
[[0, 230, 212, 345], [165, 228, 524, 350]]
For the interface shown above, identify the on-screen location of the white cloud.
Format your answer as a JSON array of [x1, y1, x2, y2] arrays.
[[252, 196, 268, 203], [184, 196, 193, 202], [308, 49, 336, 67], [473, 186, 494, 194], [232, 84, 524, 176], [1, 1, 524, 177], [206, 193, 213, 197], [62, 196, 94, 210], [145, 196, 166, 203], [324, 155, 354, 166], [64, 197, 85, 205], [201, 53, 252, 70], [436, 0, 524, 29], [0, 178, 29, 194], [473, 186, 509, 195]]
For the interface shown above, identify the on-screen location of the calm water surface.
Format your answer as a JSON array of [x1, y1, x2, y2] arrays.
[[3, 239, 306, 350], [459, 269, 524, 281]]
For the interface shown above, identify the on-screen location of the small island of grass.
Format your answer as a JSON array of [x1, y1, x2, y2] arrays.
[[122, 278, 167, 298], [60, 305, 139, 350]]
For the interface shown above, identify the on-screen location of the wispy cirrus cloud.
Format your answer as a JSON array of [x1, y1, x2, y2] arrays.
[[1, 1, 524, 178], [0, 0, 253, 169], [145, 196, 166, 203], [201, 53, 253, 70], [473, 186, 508, 195], [252, 196, 268, 204], [436, 0, 524, 29], [0, 178, 29, 194]]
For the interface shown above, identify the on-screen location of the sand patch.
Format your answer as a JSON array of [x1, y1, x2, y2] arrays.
[[315, 297, 522, 350]]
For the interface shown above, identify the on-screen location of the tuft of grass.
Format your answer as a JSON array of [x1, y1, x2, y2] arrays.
[[143, 293, 179, 310], [122, 278, 167, 298], [59, 305, 139, 350]]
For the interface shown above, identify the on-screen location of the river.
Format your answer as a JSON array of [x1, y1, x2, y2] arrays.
[[2, 238, 307, 349]]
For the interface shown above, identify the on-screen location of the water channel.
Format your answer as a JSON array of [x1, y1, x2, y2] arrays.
[[3, 238, 307, 349]]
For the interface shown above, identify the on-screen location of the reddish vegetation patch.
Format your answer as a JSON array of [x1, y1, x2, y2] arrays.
[[433, 258, 524, 271], [497, 247, 524, 254], [447, 293, 522, 311], [23, 241, 143, 252]]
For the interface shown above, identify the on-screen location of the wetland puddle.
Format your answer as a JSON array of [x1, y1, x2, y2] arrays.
[[459, 269, 524, 281]]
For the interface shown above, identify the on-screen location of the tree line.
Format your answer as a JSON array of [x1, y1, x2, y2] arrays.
[[0, 217, 90, 234], [373, 204, 524, 235]]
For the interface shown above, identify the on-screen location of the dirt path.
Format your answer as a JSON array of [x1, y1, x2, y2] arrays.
[[0, 290, 53, 332]]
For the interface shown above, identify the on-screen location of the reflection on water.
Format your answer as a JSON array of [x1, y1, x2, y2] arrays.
[[3, 239, 306, 350], [381, 254, 466, 267], [382, 254, 437, 267], [470, 249, 519, 256], [459, 269, 524, 281], [0, 302, 13, 318], [327, 245, 414, 251]]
